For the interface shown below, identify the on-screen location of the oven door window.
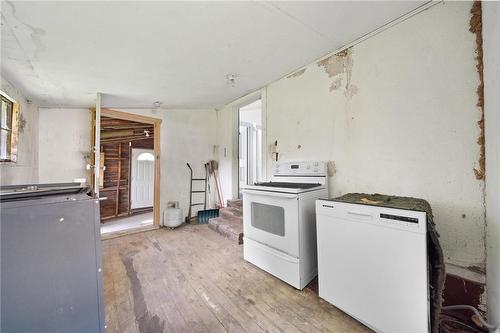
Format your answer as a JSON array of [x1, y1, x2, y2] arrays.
[[251, 202, 285, 236]]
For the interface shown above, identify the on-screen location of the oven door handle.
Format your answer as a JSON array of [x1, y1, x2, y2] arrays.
[[242, 189, 298, 199]]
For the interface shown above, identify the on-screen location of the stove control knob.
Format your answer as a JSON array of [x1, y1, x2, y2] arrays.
[[313, 162, 319, 166], [306, 165, 311, 169], [314, 168, 319, 172]]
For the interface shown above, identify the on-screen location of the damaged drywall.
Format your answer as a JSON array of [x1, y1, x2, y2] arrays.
[[18, 112, 27, 133], [316, 48, 358, 97], [286, 68, 306, 79], [443, 274, 485, 312], [470, 1, 486, 181]]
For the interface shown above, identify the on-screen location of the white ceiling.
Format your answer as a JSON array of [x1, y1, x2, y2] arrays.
[[1, 1, 425, 109]]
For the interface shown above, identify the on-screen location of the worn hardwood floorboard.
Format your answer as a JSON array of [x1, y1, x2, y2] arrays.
[[102, 224, 371, 333]]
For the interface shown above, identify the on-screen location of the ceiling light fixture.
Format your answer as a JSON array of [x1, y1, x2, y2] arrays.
[[226, 73, 239, 87], [152, 101, 162, 114]]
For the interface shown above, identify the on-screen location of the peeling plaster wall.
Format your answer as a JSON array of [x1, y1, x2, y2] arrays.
[[38, 108, 91, 183], [38, 107, 217, 225], [217, 2, 486, 273], [483, 1, 500, 325], [0, 78, 39, 185]]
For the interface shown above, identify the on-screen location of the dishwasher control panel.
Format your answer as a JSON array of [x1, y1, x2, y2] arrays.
[[316, 200, 426, 234], [380, 213, 419, 224]]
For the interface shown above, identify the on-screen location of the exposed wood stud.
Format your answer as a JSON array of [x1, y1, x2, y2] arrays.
[[115, 143, 122, 216]]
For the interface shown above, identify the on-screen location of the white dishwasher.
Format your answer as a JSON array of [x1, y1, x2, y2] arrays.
[[316, 199, 429, 333]]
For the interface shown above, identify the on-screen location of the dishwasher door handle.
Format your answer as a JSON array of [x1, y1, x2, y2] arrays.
[[347, 211, 373, 218]]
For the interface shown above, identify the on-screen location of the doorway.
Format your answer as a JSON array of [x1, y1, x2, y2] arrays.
[[90, 109, 161, 237], [238, 99, 263, 197]]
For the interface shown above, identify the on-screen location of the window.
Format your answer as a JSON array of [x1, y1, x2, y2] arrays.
[[137, 152, 155, 161], [0, 91, 19, 163], [251, 202, 285, 236]]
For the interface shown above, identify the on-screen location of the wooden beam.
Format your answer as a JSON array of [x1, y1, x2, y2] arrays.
[[154, 121, 161, 227], [115, 143, 122, 216], [101, 129, 135, 139], [101, 136, 153, 144], [94, 93, 102, 197], [128, 142, 132, 215], [101, 124, 153, 130], [94, 108, 162, 125]]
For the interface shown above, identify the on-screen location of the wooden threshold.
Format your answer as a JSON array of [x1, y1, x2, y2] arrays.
[[101, 224, 160, 241]]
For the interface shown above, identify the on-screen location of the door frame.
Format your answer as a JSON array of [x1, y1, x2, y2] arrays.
[[236, 94, 264, 198], [90, 108, 162, 227]]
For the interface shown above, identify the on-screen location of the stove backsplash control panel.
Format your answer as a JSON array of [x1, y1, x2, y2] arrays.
[[274, 162, 326, 176]]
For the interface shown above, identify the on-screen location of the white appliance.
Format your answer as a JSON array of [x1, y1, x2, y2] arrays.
[[242, 161, 328, 290], [163, 201, 183, 228], [316, 199, 429, 333]]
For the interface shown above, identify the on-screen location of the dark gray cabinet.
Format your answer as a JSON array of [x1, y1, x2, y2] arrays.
[[1, 191, 104, 333]]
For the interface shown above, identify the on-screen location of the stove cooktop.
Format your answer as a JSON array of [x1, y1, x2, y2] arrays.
[[253, 182, 322, 189], [0, 183, 88, 201]]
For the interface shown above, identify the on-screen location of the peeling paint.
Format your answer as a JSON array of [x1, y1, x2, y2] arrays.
[[327, 161, 336, 177], [317, 49, 349, 78], [286, 68, 306, 79], [18, 112, 26, 133], [343, 50, 354, 88], [317, 48, 357, 97], [329, 78, 342, 91], [470, 1, 485, 180], [344, 84, 358, 99]]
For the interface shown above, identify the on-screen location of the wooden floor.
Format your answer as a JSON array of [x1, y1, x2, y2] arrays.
[[102, 224, 371, 333]]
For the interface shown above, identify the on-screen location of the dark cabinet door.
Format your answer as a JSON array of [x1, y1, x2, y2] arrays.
[[1, 196, 104, 333]]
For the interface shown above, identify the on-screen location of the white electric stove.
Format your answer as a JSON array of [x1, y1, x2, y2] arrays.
[[241, 161, 328, 289]]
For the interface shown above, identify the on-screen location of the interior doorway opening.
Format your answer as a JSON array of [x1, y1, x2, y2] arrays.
[[238, 98, 263, 197], [96, 114, 157, 236]]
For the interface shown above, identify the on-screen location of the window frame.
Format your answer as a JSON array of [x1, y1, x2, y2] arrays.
[[0, 90, 20, 163]]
